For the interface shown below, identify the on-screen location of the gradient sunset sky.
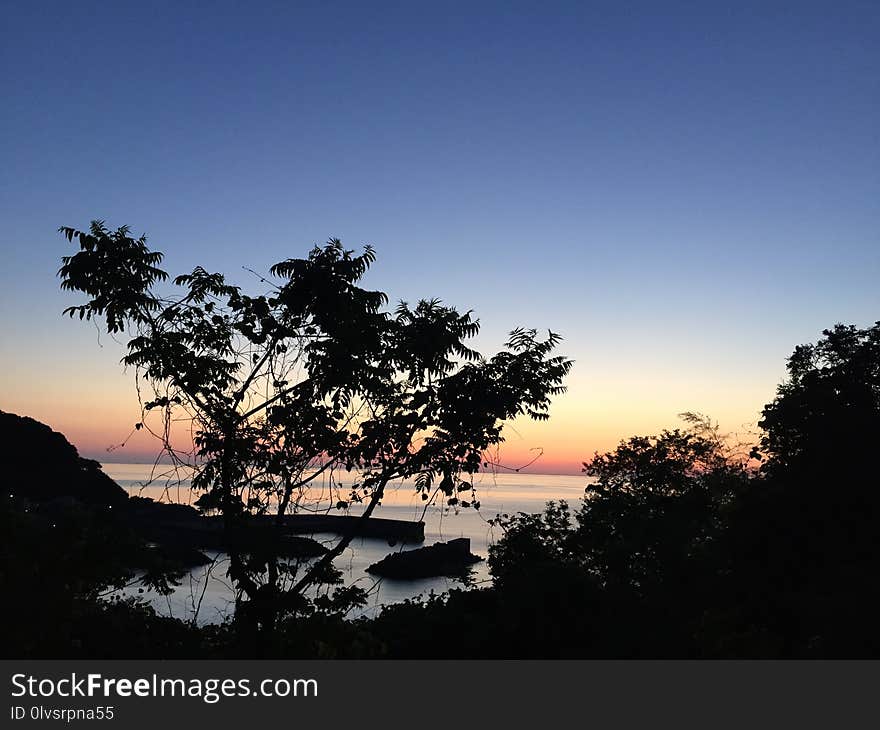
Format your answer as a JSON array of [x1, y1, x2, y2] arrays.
[[1, 1, 878, 474]]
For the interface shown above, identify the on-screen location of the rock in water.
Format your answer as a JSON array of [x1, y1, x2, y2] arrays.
[[366, 537, 482, 579]]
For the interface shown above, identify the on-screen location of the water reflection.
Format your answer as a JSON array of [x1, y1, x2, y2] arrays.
[[104, 464, 586, 623]]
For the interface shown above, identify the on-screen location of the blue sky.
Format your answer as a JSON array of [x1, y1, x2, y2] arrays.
[[1, 1, 878, 470]]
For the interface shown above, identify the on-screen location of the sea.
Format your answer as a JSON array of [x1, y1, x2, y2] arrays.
[[103, 463, 587, 624]]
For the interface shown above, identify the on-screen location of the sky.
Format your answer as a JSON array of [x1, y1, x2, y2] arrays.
[[1, 1, 878, 474]]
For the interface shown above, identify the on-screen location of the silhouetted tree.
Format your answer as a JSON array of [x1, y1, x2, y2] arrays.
[[58, 221, 571, 640], [483, 414, 752, 656], [757, 322, 880, 483], [480, 324, 880, 658], [712, 322, 880, 656], [453, 416, 755, 658], [578, 413, 748, 595]]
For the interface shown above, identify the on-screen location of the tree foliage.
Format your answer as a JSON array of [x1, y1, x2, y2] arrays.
[[716, 322, 880, 656], [491, 415, 748, 587], [757, 322, 880, 480], [58, 221, 572, 632], [483, 324, 880, 657], [575, 413, 748, 594]]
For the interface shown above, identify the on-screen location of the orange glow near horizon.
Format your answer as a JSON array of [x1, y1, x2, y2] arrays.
[[2, 366, 771, 477]]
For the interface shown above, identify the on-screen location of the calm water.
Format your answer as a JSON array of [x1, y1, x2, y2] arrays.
[[104, 463, 587, 623]]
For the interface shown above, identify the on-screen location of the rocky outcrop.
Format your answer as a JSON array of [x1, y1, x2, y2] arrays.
[[1, 410, 128, 504], [367, 538, 482, 579], [2, 411, 327, 562]]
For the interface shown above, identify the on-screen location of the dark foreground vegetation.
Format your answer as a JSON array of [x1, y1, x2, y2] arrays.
[[3, 320, 878, 658], [3, 222, 878, 658]]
